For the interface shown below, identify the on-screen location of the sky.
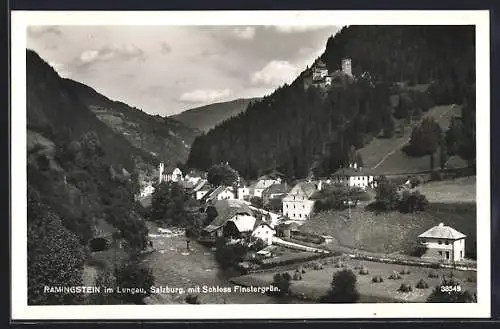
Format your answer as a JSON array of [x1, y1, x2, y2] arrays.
[[27, 25, 340, 116]]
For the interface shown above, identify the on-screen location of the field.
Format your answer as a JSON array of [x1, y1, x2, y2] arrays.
[[416, 176, 476, 203], [300, 203, 476, 259], [359, 104, 462, 174], [232, 256, 477, 302]]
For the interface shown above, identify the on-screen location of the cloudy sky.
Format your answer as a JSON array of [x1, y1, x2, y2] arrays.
[[27, 25, 340, 116]]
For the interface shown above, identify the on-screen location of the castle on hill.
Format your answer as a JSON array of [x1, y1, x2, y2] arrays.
[[304, 58, 353, 89]]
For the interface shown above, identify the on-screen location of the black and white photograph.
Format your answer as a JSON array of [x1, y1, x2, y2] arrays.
[[11, 10, 490, 320]]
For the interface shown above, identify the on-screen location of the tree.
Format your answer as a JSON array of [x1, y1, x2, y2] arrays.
[[150, 181, 188, 225], [271, 273, 291, 296], [28, 186, 86, 305], [321, 269, 360, 303], [114, 262, 155, 304], [406, 117, 443, 171], [207, 164, 239, 186], [215, 239, 248, 269], [399, 191, 429, 213], [445, 118, 464, 156], [374, 176, 400, 211], [250, 196, 263, 209]]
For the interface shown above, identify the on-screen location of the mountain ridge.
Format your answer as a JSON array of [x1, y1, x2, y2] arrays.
[[172, 97, 260, 133]]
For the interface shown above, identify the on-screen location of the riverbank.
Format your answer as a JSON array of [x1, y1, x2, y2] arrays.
[[142, 222, 282, 304]]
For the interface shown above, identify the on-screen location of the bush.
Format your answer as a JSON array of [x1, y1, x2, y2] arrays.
[[428, 271, 439, 278], [389, 271, 402, 280], [359, 267, 369, 275], [416, 278, 430, 289], [293, 270, 303, 281], [320, 269, 360, 303], [398, 283, 413, 293], [354, 264, 364, 270], [114, 262, 154, 304], [372, 275, 384, 283], [334, 261, 345, 268], [404, 241, 428, 257], [312, 261, 324, 270], [271, 272, 291, 296], [185, 294, 200, 304]]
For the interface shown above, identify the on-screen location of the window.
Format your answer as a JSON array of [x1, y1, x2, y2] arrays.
[[438, 251, 443, 256], [445, 241, 449, 245], [303, 205, 305, 209], [438, 240, 442, 245], [299, 214, 302, 218]]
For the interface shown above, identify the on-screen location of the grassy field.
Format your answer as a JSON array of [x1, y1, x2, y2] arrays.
[[358, 104, 462, 174], [232, 256, 477, 303], [416, 176, 476, 203], [300, 203, 476, 259]]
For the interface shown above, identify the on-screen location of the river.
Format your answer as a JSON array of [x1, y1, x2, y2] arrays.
[[142, 225, 296, 304]]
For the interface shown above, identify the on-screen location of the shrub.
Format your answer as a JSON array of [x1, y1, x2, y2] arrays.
[[271, 272, 291, 296], [114, 262, 154, 304], [398, 283, 413, 293], [389, 271, 401, 280], [320, 269, 360, 303], [334, 261, 345, 268], [354, 264, 364, 270], [428, 271, 439, 278], [416, 278, 430, 289], [312, 261, 324, 270], [359, 267, 369, 275], [293, 270, 303, 281], [372, 275, 384, 283], [185, 294, 200, 304]]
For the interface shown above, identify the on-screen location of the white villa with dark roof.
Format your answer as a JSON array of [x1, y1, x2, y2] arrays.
[[418, 223, 466, 262], [331, 162, 377, 190]]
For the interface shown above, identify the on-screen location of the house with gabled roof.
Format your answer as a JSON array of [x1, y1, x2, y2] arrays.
[[418, 223, 466, 262], [282, 181, 319, 221], [253, 176, 282, 198], [262, 182, 291, 207], [200, 200, 255, 241], [331, 162, 377, 190], [201, 185, 236, 205]]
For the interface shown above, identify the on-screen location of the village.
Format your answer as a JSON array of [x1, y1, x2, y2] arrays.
[[136, 152, 476, 303]]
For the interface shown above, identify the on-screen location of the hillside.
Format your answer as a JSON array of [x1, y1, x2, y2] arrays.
[[27, 49, 150, 172], [186, 26, 475, 180], [172, 98, 260, 133], [359, 104, 462, 174], [27, 49, 152, 304], [65, 79, 198, 171]]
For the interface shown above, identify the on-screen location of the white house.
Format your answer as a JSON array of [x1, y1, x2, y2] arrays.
[[282, 182, 319, 221], [253, 177, 282, 198], [196, 187, 211, 200], [252, 223, 276, 246], [204, 186, 236, 203], [418, 223, 466, 262], [139, 184, 155, 198], [331, 162, 377, 190], [158, 163, 184, 183], [237, 185, 251, 200]]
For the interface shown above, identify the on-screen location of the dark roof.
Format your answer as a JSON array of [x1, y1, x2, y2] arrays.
[[298, 182, 318, 199], [203, 199, 253, 231], [332, 167, 376, 177], [263, 183, 290, 196]]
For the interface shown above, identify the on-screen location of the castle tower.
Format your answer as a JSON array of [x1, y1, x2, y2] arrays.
[[341, 58, 352, 77], [159, 163, 164, 184]]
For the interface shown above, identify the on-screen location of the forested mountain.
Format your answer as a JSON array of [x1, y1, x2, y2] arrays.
[[66, 79, 198, 169], [27, 50, 152, 304], [172, 97, 260, 133], [187, 26, 475, 180]]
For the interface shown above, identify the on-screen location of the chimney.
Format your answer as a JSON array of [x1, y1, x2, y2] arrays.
[[438, 223, 444, 227], [353, 162, 358, 170], [318, 181, 323, 191]]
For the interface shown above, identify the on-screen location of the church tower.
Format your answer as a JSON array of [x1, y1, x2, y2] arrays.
[[341, 58, 352, 77]]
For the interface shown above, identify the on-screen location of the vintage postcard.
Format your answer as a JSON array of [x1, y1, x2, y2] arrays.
[[11, 10, 490, 320]]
